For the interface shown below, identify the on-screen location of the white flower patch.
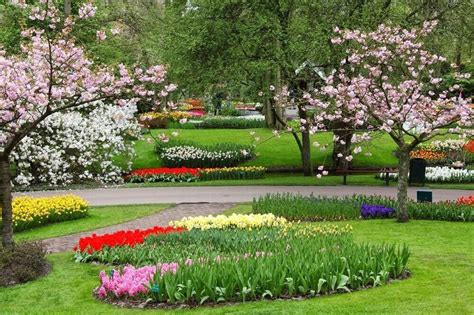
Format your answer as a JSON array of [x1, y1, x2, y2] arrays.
[[379, 166, 474, 183]]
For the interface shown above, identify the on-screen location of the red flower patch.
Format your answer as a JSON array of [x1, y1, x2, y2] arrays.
[[457, 195, 474, 206], [129, 167, 200, 177], [74, 226, 186, 253]]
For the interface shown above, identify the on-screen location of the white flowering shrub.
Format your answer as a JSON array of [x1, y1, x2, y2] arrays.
[[11, 103, 140, 187], [378, 166, 474, 183]]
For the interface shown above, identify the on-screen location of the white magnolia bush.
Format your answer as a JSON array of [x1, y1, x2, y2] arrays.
[[12, 102, 140, 186], [379, 166, 474, 183]]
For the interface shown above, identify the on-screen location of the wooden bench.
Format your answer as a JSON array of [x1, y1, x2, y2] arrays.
[[333, 168, 398, 186]]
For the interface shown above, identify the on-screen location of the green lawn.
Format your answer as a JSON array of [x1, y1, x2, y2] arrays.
[[124, 173, 474, 190], [14, 204, 171, 242], [1, 219, 472, 314], [130, 129, 401, 169]]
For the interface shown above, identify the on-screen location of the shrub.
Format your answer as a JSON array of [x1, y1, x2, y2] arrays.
[[93, 227, 410, 306], [196, 117, 265, 129], [3, 195, 89, 232], [0, 242, 49, 287], [126, 167, 200, 183], [156, 140, 254, 168], [253, 193, 473, 222], [199, 166, 266, 181]]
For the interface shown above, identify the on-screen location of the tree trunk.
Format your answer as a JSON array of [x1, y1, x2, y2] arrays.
[[64, 0, 72, 17], [397, 149, 410, 223], [332, 129, 353, 170], [301, 131, 313, 176], [1, 155, 13, 248]]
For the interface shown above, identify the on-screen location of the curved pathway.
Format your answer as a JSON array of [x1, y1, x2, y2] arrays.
[[44, 203, 234, 253], [18, 185, 470, 206]]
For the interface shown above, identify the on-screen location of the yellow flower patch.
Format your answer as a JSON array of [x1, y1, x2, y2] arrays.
[[7, 195, 89, 232], [170, 213, 287, 230]]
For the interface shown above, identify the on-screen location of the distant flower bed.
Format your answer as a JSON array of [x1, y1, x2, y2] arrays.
[[10, 195, 88, 232], [457, 195, 474, 206], [411, 139, 473, 166], [196, 117, 266, 129], [139, 111, 191, 128], [253, 193, 473, 222], [126, 167, 200, 183], [199, 166, 266, 180], [126, 166, 266, 183], [155, 140, 255, 168], [377, 166, 474, 183]]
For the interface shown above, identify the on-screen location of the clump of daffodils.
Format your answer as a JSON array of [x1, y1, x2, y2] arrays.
[[170, 213, 288, 230]]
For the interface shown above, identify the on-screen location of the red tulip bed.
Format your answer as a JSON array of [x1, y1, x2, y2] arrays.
[[126, 166, 266, 183], [457, 195, 474, 206], [74, 226, 186, 254]]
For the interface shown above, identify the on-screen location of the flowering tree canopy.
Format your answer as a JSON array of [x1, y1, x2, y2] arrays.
[[0, 0, 176, 247], [312, 21, 473, 221]]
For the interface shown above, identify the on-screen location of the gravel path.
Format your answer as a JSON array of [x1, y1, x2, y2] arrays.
[[43, 202, 234, 253], [18, 185, 470, 206]]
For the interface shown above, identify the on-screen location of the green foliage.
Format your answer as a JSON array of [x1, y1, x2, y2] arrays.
[[199, 167, 266, 181], [253, 193, 474, 222], [0, 242, 48, 287]]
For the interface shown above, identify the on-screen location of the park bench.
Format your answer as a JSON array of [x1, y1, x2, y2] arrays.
[[333, 168, 398, 186]]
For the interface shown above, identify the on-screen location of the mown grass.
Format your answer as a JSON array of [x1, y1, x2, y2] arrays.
[[1, 219, 472, 314], [130, 129, 401, 169], [14, 204, 171, 242]]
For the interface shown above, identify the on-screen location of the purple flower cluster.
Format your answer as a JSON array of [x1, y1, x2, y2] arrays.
[[360, 204, 395, 219]]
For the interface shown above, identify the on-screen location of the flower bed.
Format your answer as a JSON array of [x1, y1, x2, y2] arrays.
[[90, 223, 409, 307], [196, 117, 266, 129], [73, 226, 185, 255], [377, 166, 474, 183], [126, 167, 200, 183], [170, 213, 288, 230], [253, 193, 473, 222], [6, 195, 88, 232], [360, 204, 395, 219], [139, 111, 191, 128], [156, 140, 255, 168], [457, 195, 474, 205], [125, 166, 266, 183], [199, 166, 266, 180]]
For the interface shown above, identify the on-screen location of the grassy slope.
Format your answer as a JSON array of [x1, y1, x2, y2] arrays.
[[123, 173, 474, 190], [1, 219, 472, 314], [14, 204, 171, 242], [131, 129, 401, 169]]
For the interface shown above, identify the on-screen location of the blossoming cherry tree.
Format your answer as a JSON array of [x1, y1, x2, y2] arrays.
[[0, 1, 175, 247], [314, 21, 472, 222]]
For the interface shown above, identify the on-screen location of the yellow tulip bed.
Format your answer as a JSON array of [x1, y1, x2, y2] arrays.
[[8, 195, 89, 232], [170, 213, 288, 230]]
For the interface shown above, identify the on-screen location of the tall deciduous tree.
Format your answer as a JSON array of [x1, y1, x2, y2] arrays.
[[313, 22, 473, 222], [0, 0, 175, 247]]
